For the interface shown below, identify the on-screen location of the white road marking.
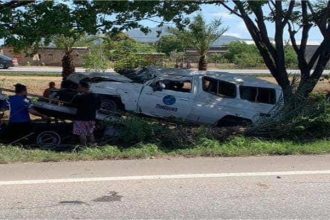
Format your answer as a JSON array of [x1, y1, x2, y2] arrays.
[[1, 170, 330, 186]]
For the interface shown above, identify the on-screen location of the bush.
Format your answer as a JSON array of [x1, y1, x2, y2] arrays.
[[233, 52, 263, 68], [116, 117, 156, 145], [224, 42, 260, 62], [209, 54, 229, 64], [108, 116, 210, 149], [83, 46, 110, 72], [248, 95, 330, 139], [113, 54, 152, 72], [224, 42, 298, 68]]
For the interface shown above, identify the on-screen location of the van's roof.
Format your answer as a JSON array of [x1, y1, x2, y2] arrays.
[[67, 72, 132, 84], [153, 68, 280, 89]]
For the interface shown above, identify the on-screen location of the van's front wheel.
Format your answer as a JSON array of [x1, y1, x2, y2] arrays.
[[100, 98, 118, 113]]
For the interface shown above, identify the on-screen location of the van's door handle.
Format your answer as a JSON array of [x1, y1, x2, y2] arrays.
[[179, 98, 188, 101], [144, 92, 153, 95]]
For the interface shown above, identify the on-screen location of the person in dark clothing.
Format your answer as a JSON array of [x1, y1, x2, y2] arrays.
[[43, 81, 56, 98], [72, 81, 100, 146], [55, 80, 77, 105], [4, 84, 48, 143]]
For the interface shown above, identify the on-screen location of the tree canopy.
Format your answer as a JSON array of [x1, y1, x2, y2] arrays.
[[156, 35, 185, 56], [0, 0, 200, 49], [171, 14, 228, 70], [0, 0, 199, 77]]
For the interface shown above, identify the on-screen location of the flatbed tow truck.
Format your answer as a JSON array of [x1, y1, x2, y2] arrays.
[[0, 88, 120, 149]]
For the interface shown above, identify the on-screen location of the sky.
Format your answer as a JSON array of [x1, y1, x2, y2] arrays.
[[198, 4, 323, 44], [140, 4, 324, 44], [0, 3, 324, 46]]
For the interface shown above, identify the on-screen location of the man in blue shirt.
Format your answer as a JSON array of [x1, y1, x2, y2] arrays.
[[3, 84, 48, 142]]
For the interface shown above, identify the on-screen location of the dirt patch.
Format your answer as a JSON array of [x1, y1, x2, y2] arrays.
[[0, 76, 61, 95]]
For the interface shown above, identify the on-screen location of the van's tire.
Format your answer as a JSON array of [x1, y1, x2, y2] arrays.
[[217, 116, 252, 127], [100, 96, 125, 114], [100, 98, 119, 113]]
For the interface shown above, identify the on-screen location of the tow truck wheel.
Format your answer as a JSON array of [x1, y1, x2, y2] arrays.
[[100, 98, 118, 113], [36, 131, 61, 150]]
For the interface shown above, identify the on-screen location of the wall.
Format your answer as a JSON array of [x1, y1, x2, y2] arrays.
[[1, 47, 90, 66]]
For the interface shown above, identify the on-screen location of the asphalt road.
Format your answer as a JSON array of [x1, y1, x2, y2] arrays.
[[1, 155, 330, 219], [1, 66, 330, 75]]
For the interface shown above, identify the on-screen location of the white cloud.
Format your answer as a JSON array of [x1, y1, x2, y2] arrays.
[[210, 11, 234, 20], [223, 33, 241, 38]]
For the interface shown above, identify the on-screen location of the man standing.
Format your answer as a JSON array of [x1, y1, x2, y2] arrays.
[[5, 84, 48, 142], [72, 81, 99, 146]]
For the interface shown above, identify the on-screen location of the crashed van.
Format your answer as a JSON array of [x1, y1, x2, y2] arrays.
[[34, 69, 282, 126], [51, 69, 280, 125]]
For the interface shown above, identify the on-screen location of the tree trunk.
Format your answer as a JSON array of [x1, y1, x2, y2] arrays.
[[62, 51, 75, 80], [296, 78, 319, 99], [198, 55, 207, 71]]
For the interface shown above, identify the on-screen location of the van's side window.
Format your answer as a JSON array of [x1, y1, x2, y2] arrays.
[[155, 80, 192, 93], [240, 86, 276, 104], [202, 77, 236, 98]]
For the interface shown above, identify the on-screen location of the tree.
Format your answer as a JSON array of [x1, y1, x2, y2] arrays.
[[2, 1, 98, 79], [172, 14, 228, 70], [83, 45, 110, 72], [52, 34, 79, 79], [52, 34, 98, 79], [0, 1, 35, 39], [212, 1, 330, 103], [1, 1, 200, 78], [104, 33, 156, 62], [156, 35, 184, 56], [102, 33, 157, 72]]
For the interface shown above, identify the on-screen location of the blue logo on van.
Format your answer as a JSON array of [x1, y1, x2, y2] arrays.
[[163, 95, 176, 105]]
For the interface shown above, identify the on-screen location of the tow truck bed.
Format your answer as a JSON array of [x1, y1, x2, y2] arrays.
[[33, 101, 116, 121]]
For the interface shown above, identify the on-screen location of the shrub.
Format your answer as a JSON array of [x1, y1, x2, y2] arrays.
[[248, 95, 330, 139], [224, 42, 298, 68], [233, 52, 263, 68], [224, 42, 260, 62], [113, 54, 151, 73], [83, 46, 110, 72]]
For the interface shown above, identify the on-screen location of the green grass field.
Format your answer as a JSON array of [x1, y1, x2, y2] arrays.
[[1, 137, 329, 164]]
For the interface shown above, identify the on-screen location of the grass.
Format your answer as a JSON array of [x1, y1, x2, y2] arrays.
[[1, 137, 330, 164], [0, 72, 60, 77]]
